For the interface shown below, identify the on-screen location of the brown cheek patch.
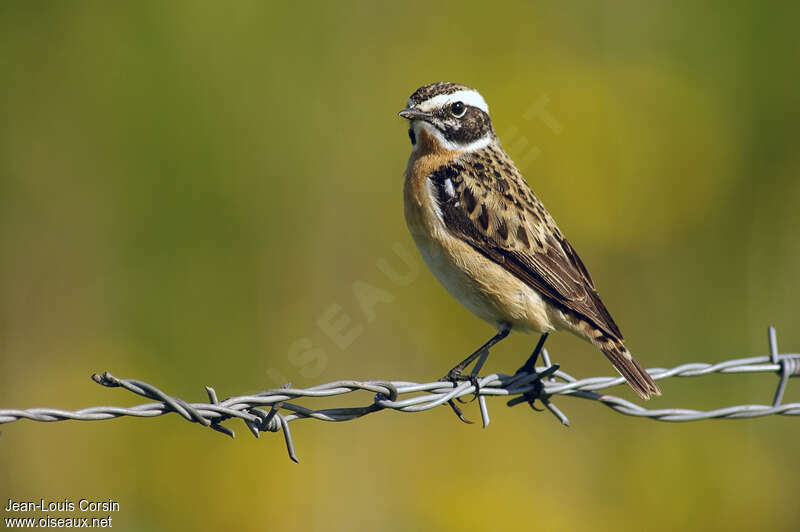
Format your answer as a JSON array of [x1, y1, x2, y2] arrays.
[[443, 108, 492, 145]]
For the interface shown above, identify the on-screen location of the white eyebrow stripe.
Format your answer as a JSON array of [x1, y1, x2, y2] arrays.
[[417, 90, 489, 114]]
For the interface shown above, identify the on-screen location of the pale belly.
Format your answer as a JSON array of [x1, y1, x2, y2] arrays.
[[406, 219, 558, 335]]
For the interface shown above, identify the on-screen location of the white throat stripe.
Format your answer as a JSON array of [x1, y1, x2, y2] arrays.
[[413, 121, 491, 152]]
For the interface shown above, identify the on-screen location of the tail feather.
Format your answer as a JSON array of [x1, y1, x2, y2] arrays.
[[599, 340, 661, 400]]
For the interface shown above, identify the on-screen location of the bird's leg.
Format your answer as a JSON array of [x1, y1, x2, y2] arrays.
[[514, 333, 549, 376], [444, 326, 511, 382], [441, 326, 511, 422], [514, 333, 550, 411], [452, 347, 490, 406]]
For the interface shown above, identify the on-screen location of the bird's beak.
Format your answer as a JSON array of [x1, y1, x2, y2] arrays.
[[398, 108, 433, 121]]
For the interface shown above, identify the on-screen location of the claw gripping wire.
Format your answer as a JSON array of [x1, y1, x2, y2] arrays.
[[1, 326, 798, 462]]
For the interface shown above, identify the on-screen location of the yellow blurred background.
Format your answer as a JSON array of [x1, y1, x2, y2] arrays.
[[2, 1, 799, 530]]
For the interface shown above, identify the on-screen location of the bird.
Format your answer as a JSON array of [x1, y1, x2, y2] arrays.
[[398, 82, 660, 400]]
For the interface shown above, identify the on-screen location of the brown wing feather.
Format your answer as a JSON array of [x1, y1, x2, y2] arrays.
[[428, 147, 623, 340]]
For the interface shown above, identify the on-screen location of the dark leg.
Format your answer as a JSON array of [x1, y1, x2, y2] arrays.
[[443, 325, 511, 382], [514, 333, 549, 375], [512, 333, 551, 412], [441, 326, 511, 424]]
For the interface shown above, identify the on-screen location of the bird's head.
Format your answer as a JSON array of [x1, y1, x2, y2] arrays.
[[399, 82, 494, 152]]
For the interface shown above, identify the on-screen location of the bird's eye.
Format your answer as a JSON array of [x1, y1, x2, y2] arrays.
[[450, 101, 466, 117]]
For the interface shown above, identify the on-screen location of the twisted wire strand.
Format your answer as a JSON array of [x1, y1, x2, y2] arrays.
[[1, 327, 797, 462]]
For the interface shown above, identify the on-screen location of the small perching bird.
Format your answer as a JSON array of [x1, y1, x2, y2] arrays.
[[399, 82, 660, 400]]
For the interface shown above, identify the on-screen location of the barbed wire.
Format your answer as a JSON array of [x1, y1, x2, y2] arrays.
[[1, 326, 798, 462]]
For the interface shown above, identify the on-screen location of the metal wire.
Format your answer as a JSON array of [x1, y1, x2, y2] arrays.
[[1, 326, 798, 462]]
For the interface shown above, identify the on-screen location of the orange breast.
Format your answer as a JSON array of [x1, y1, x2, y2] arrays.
[[403, 128, 457, 234]]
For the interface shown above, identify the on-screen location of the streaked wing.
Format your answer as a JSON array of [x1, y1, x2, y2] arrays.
[[428, 148, 623, 339]]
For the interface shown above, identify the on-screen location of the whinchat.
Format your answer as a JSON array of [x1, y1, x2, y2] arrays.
[[399, 82, 660, 400]]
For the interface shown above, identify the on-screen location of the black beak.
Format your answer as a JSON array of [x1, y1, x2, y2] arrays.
[[398, 108, 433, 121]]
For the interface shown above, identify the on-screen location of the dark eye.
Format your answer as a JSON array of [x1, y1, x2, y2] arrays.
[[450, 101, 466, 117]]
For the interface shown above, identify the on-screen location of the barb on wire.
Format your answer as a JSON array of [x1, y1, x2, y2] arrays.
[[1, 326, 798, 462]]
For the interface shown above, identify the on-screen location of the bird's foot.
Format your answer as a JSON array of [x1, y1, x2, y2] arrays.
[[445, 399, 473, 424], [437, 327, 510, 424], [439, 366, 483, 424], [441, 368, 482, 404]]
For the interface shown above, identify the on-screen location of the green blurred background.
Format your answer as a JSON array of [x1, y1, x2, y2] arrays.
[[2, 1, 799, 530]]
